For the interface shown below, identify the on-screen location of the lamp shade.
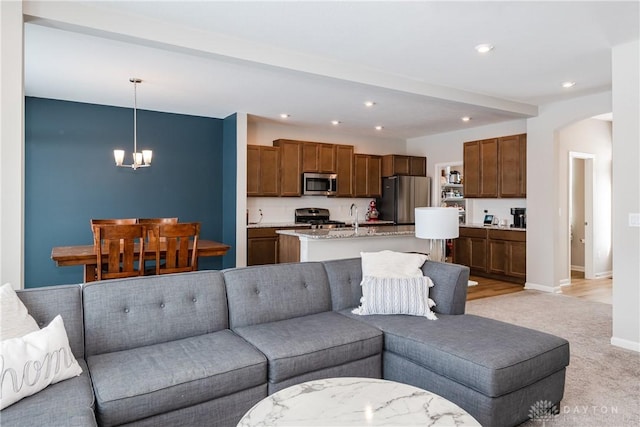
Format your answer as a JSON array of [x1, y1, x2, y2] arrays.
[[414, 207, 459, 239]]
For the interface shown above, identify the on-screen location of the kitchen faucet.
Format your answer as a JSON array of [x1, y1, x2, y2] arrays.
[[350, 203, 359, 233]]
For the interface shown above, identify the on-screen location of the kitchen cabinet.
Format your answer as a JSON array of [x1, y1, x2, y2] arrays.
[[247, 228, 280, 266], [334, 145, 354, 197], [248, 226, 311, 265], [454, 227, 487, 273], [498, 134, 527, 198], [463, 134, 526, 198], [381, 155, 426, 177], [273, 139, 303, 196], [278, 233, 301, 264], [488, 229, 526, 279], [454, 226, 526, 283], [463, 138, 498, 198], [354, 154, 382, 197], [302, 142, 336, 173], [247, 145, 279, 197]]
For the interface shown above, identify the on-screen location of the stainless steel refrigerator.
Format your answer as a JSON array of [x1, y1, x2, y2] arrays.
[[377, 176, 431, 224]]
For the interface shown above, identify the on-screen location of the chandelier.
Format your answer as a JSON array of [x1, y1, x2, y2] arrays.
[[113, 78, 152, 169]]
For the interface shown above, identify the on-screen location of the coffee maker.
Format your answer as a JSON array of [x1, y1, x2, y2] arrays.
[[510, 208, 526, 228]]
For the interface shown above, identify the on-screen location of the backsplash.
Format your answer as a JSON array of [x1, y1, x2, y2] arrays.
[[467, 198, 527, 226], [246, 197, 376, 224]]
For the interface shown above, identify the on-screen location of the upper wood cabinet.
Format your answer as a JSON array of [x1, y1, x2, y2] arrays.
[[381, 155, 426, 177], [302, 142, 336, 173], [273, 139, 302, 196], [354, 154, 382, 197], [334, 145, 354, 197], [464, 134, 526, 198], [464, 138, 498, 198], [498, 134, 527, 198], [247, 145, 279, 197]]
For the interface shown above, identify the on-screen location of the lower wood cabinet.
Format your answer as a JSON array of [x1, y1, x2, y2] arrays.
[[278, 233, 301, 264], [454, 227, 526, 283], [454, 227, 487, 272], [248, 227, 309, 266], [488, 229, 526, 279], [247, 228, 279, 266]]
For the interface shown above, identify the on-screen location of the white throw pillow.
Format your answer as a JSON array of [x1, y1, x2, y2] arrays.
[[360, 250, 427, 278], [0, 283, 40, 341], [0, 315, 83, 410], [352, 276, 437, 319]]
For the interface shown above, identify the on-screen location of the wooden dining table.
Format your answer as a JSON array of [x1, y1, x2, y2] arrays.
[[51, 240, 231, 282]]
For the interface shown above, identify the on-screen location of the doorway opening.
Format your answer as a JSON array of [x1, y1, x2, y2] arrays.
[[568, 153, 594, 279]]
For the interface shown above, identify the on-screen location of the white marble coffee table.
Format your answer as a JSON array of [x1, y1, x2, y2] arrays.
[[237, 377, 480, 426]]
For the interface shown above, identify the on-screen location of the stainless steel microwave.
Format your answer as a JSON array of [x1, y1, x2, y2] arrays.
[[302, 173, 338, 196]]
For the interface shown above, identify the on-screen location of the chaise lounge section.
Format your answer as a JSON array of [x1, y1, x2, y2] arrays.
[[6, 258, 569, 427]]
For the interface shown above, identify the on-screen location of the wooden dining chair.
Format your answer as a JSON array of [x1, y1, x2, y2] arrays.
[[94, 224, 146, 281], [90, 218, 138, 247], [152, 222, 200, 275], [138, 218, 179, 248]]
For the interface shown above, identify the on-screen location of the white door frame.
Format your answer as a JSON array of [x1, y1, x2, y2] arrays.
[[568, 151, 595, 280]]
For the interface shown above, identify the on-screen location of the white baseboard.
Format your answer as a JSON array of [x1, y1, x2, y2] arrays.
[[524, 282, 562, 293], [559, 278, 571, 287], [611, 337, 640, 352], [570, 265, 585, 272], [595, 270, 613, 279]]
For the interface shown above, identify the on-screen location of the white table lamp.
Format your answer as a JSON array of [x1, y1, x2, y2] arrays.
[[415, 207, 459, 262]]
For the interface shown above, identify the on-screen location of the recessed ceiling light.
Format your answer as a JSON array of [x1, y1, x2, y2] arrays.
[[279, 113, 290, 119], [364, 101, 376, 107], [331, 120, 341, 126], [375, 125, 383, 131], [562, 81, 576, 88], [474, 44, 494, 54], [461, 116, 471, 122]]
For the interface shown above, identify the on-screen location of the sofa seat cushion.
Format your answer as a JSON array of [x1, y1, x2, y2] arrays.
[[340, 311, 569, 397], [87, 330, 266, 427], [233, 311, 383, 384], [0, 359, 96, 427]]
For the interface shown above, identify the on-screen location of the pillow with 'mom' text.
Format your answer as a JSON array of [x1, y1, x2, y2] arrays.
[[0, 315, 83, 410]]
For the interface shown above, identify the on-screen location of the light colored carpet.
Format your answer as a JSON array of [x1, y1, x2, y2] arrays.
[[466, 291, 639, 427]]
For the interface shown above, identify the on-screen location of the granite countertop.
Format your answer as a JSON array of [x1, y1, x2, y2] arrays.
[[462, 223, 527, 232], [277, 225, 416, 240], [248, 220, 395, 228], [345, 220, 395, 226], [247, 222, 311, 229]]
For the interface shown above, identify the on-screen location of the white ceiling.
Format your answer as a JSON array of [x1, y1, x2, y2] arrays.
[[23, 1, 639, 140]]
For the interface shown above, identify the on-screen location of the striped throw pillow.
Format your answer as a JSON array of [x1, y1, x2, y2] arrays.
[[352, 276, 437, 319]]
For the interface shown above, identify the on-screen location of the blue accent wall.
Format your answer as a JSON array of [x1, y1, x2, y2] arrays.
[[25, 97, 226, 287], [221, 114, 237, 269]]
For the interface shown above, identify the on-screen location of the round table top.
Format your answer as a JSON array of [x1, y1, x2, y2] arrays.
[[237, 377, 481, 426]]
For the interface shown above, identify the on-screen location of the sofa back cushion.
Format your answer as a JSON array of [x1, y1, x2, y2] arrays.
[[16, 284, 85, 359], [421, 261, 469, 315], [224, 263, 331, 328], [323, 257, 471, 315], [83, 270, 227, 356], [322, 258, 363, 311]]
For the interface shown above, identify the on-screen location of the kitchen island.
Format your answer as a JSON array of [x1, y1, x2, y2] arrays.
[[277, 225, 427, 263]]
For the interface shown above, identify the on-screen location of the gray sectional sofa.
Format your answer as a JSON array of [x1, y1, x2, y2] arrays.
[[5, 259, 569, 427]]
